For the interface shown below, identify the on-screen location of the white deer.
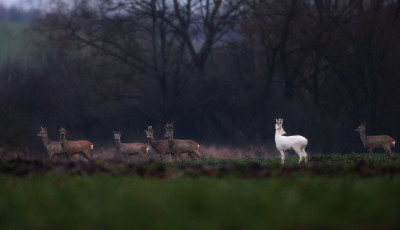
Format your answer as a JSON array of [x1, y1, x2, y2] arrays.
[[274, 118, 308, 164]]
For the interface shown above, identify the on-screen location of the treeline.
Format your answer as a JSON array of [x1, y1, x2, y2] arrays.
[[1, 0, 400, 156]]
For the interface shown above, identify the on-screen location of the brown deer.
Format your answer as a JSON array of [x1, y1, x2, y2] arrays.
[[144, 126, 177, 162], [164, 123, 206, 163], [58, 126, 93, 160], [113, 131, 149, 162], [38, 127, 63, 160], [354, 122, 396, 159], [38, 127, 84, 161]]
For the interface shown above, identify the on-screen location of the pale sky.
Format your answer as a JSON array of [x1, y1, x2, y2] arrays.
[[0, 0, 49, 10]]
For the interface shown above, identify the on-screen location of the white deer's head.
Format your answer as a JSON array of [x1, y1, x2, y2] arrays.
[[275, 118, 283, 130], [275, 128, 286, 136]]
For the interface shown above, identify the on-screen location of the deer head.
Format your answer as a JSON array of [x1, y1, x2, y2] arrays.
[[275, 128, 286, 136], [58, 126, 67, 137], [113, 131, 121, 142], [164, 123, 174, 139], [37, 126, 48, 137], [145, 126, 154, 139], [275, 118, 283, 130], [354, 122, 366, 133]]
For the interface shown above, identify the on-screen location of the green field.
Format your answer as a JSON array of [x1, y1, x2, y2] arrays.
[[0, 154, 399, 230]]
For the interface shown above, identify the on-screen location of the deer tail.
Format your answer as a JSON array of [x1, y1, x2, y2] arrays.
[[392, 141, 396, 148], [91, 144, 94, 150], [146, 146, 150, 153]]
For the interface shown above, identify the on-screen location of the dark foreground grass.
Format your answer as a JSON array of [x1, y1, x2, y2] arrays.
[[0, 154, 399, 230]]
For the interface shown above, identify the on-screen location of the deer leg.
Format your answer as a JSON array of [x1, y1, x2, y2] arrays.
[[120, 152, 128, 162], [177, 154, 185, 163], [368, 149, 373, 160], [302, 148, 308, 163], [64, 151, 70, 161], [81, 151, 91, 160], [50, 153, 55, 161], [187, 153, 196, 162], [171, 153, 177, 162], [194, 151, 206, 162], [294, 148, 303, 163], [142, 153, 148, 161], [279, 150, 285, 164], [383, 146, 394, 159]]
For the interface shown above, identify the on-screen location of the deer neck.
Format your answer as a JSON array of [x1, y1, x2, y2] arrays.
[[358, 130, 367, 145], [147, 137, 157, 148], [167, 137, 174, 150], [275, 131, 282, 141], [60, 134, 67, 147], [41, 135, 50, 145], [115, 139, 122, 148]]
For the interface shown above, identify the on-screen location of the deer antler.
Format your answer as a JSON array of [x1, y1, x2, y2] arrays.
[[165, 123, 174, 131], [275, 118, 284, 130]]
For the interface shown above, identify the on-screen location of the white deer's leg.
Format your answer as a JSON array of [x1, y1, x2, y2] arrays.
[[302, 148, 308, 163], [294, 148, 303, 163], [279, 150, 285, 164]]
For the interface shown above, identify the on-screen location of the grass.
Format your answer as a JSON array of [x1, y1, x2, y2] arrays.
[[0, 154, 399, 230]]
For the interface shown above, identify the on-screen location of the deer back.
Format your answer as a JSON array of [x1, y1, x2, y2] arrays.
[[65, 140, 93, 153], [119, 142, 148, 154], [170, 139, 199, 154], [148, 138, 170, 154], [275, 135, 308, 150], [46, 140, 63, 154], [365, 135, 395, 149]]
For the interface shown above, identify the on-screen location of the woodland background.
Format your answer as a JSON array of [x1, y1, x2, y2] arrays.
[[1, 0, 400, 157]]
